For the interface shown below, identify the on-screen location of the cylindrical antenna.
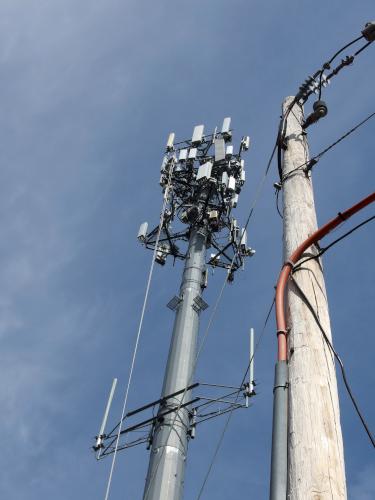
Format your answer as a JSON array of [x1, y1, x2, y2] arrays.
[[96, 378, 118, 458], [249, 328, 255, 394]]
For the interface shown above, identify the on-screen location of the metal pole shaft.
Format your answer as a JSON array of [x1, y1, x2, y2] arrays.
[[143, 226, 207, 500], [270, 361, 288, 500]]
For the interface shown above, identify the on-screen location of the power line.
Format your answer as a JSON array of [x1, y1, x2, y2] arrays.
[[317, 35, 365, 99], [281, 110, 375, 183], [293, 214, 375, 271], [277, 32, 373, 181], [196, 297, 276, 500], [290, 275, 375, 448], [242, 139, 278, 230]]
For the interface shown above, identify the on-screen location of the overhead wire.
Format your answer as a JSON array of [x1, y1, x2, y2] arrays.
[[281, 110, 375, 183], [353, 40, 372, 57], [103, 160, 175, 500], [277, 32, 372, 182], [143, 136, 277, 499], [290, 274, 375, 448], [196, 297, 276, 500], [317, 34, 364, 99], [293, 214, 375, 271]]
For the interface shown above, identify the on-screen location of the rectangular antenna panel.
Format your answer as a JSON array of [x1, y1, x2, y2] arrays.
[[227, 176, 236, 192], [188, 148, 197, 159], [192, 125, 204, 144], [221, 171, 229, 187], [192, 295, 209, 312], [196, 161, 212, 181], [231, 218, 239, 240], [166, 132, 175, 151], [215, 138, 225, 161], [221, 117, 231, 134], [167, 295, 182, 311], [226, 145, 233, 157], [137, 222, 148, 242], [231, 193, 239, 207], [179, 149, 188, 161]]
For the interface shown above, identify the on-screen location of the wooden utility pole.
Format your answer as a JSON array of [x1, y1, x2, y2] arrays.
[[281, 97, 347, 499]]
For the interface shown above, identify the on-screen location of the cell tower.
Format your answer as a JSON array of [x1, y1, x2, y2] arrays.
[[94, 118, 255, 500]]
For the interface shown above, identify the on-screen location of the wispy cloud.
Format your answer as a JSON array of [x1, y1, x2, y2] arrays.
[[350, 464, 375, 500]]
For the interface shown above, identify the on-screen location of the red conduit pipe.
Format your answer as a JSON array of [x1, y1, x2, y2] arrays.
[[276, 191, 375, 361]]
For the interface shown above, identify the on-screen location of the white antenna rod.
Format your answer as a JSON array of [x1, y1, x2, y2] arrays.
[[96, 378, 118, 458], [249, 328, 255, 394]]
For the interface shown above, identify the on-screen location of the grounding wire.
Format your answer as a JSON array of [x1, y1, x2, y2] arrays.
[[196, 297, 276, 500], [143, 138, 277, 499], [275, 188, 283, 219], [103, 160, 175, 500], [290, 274, 375, 447], [281, 110, 375, 183]]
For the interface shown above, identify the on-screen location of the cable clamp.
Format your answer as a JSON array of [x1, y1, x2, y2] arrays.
[[273, 382, 289, 394], [304, 158, 318, 173], [283, 259, 295, 269], [276, 329, 288, 336]]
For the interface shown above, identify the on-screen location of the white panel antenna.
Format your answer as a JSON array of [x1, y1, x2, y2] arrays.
[[221, 171, 229, 188], [215, 138, 226, 162], [231, 193, 239, 207], [179, 149, 188, 162], [226, 145, 234, 158], [241, 136, 250, 151], [166, 132, 175, 151], [192, 125, 204, 145], [196, 161, 212, 181], [137, 222, 149, 242], [188, 148, 197, 160], [221, 117, 232, 141], [227, 176, 236, 192]]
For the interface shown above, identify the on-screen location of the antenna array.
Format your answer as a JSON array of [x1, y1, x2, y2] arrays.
[[138, 118, 254, 278]]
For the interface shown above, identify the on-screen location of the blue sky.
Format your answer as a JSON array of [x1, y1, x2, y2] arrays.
[[0, 1, 374, 499]]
